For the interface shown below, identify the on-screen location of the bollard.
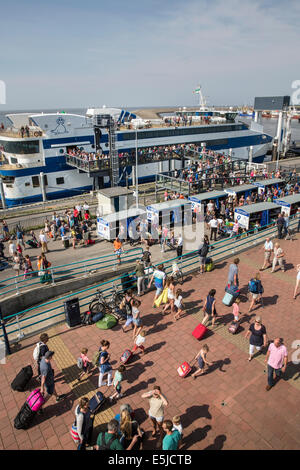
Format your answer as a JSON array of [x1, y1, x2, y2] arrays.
[[0, 307, 11, 355], [50, 268, 55, 286], [16, 315, 24, 340], [84, 263, 88, 277], [15, 278, 20, 296]]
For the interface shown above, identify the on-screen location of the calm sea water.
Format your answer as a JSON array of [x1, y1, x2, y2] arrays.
[[1, 107, 300, 141]]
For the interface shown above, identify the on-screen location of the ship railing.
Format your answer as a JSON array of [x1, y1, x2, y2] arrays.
[[0, 247, 143, 298], [0, 128, 43, 138], [65, 151, 184, 172], [66, 154, 111, 172], [1, 217, 298, 344]]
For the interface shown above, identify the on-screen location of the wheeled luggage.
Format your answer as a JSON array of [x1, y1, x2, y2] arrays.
[[89, 391, 105, 414], [228, 321, 239, 334], [14, 402, 35, 430], [11, 365, 33, 392], [120, 349, 132, 365], [222, 292, 234, 306], [177, 361, 192, 377], [225, 284, 240, 297], [26, 388, 45, 412], [192, 323, 208, 341]]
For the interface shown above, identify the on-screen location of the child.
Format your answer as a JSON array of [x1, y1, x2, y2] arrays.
[[232, 297, 241, 322], [109, 365, 125, 401], [172, 415, 183, 448], [23, 255, 33, 279], [78, 348, 92, 381], [191, 345, 212, 379], [174, 289, 184, 321], [132, 329, 146, 356], [132, 299, 142, 339], [16, 243, 23, 256]]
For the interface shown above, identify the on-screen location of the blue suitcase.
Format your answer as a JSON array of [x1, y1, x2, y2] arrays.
[[89, 391, 105, 414]]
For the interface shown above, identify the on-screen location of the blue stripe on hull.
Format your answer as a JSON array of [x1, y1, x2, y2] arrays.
[[3, 185, 93, 207]]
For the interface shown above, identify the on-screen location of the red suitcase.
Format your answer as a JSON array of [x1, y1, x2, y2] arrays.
[[192, 323, 208, 340], [120, 349, 132, 364], [177, 361, 192, 378]]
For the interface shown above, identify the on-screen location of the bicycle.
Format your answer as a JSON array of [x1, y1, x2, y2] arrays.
[[88, 285, 126, 322]]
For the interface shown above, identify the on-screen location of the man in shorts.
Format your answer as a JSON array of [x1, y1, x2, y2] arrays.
[[40, 351, 66, 410]]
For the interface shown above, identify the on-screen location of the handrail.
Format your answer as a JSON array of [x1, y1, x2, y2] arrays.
[[0, 247, 143, 297], [1, 216, 298, 342]]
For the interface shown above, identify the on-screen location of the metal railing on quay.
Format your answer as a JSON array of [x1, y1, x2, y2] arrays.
[[0, 216, 298, 343], [0, 247, 144, 297]]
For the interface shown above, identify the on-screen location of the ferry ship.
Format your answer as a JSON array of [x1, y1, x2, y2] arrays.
[[0, 107, 272, 207]]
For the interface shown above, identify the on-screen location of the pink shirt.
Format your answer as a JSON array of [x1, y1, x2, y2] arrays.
[[268, 343, 287, 369], [80, 353, 90, 367]]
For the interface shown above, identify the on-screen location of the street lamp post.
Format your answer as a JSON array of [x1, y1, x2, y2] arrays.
[[135, 130, 139, 207]]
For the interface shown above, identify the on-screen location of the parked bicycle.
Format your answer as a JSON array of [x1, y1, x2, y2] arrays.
[[88, 285, 126, 322]]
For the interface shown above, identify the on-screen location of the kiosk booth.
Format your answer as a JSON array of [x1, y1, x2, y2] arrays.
[[188, 190, 227, 213], [234, 202, 281, 230], [146, 199, 192, 229], [274, 194, 300, 216], [252, 178, 285, 196], [97, 207, 146, 241], [224, 184, 257, 199]]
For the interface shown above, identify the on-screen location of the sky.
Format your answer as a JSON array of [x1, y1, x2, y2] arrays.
[[0, 0, 300, 110]]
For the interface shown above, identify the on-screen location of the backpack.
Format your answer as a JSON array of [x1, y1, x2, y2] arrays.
[[77, 357, 83, 369], [92, 351, 101, 367], [249, 279, 259, 294], [33, 342, 41, 362], [199, 244, 209, 257], [98, 432, 117, 450]]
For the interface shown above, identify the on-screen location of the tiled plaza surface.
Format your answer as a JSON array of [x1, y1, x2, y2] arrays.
[[0, 235, 299, 450]]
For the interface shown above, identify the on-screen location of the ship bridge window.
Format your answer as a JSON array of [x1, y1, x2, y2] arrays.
[[120, 124, 245, 141], [11, 157, 18, 164], [32, 176, 40, 187], [2, 176, 15, 184], [56, 177, 64, 185], [0, 140, 40, 154]]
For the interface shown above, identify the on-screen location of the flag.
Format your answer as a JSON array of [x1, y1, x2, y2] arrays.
[[193, 86, 201, 94]]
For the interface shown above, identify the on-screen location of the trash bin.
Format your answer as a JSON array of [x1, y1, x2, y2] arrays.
[[64, 298, 81, 327]]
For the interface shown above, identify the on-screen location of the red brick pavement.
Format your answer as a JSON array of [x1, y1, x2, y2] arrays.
[[0, 235, 299, 450]]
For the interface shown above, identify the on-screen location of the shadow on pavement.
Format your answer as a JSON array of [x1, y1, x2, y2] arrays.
[[181, 404, 212, 427], [181, 424, 212, 450], [203, 434, 227, 450], [125, 378, 157, 397]]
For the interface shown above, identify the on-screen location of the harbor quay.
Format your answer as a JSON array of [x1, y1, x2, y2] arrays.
[[0, 230, 299, 450]]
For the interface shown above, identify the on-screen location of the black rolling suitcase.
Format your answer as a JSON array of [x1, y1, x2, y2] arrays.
[[14, 402, 35, 430], [11, 365, 33, 392], [89, 391, 105, 414]]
